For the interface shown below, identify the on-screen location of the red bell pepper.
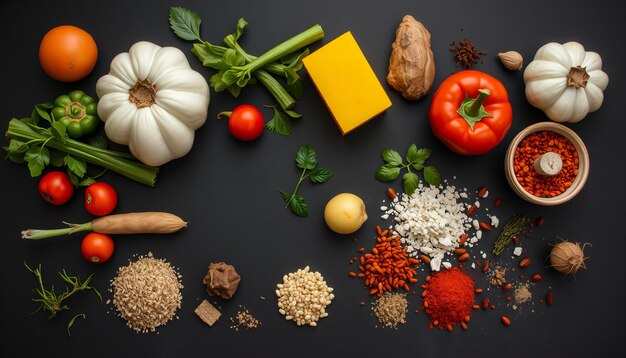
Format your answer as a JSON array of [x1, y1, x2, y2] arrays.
[[429, 70, 513, 155]]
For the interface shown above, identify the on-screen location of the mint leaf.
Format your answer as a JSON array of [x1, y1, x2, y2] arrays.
[[403, 172, 419, 195], [287, 194, 308, 217], [309, 167, 333, 183], [79, 177, 96, 187], [423, 166, 441, 186], [169, 7, 202, 41], [265, 106, 292, 136], [381, 149, 403, 166], [64, 155, 87, 178], [375, 164, 401, 182], [25, 146, 50, 177], [295, 144, 317, 170]]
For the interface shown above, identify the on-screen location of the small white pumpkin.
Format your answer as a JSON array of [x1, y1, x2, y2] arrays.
[[96, 41, 210, 166], [524, 42, 608, 123]]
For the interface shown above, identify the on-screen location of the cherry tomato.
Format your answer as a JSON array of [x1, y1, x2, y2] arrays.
[[39, 25, 98, 82], [220, 104, 264, 141], [81, 233, 114, 264], [38, 171, 74, 205], [85, 182, 118, 216]]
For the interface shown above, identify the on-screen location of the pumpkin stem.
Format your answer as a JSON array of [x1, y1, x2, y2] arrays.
[[567, 66, 589, 88], [457, 89, 492, 130], [129, 79, 157, 108]]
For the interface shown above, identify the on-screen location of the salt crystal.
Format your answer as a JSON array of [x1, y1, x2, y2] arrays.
[[513, 247, 523, 256]]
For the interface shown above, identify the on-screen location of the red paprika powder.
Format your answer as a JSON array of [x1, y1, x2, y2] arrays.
[[423, 267, 475, 331]]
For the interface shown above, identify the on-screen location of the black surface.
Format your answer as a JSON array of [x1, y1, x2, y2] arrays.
[[1, 0, 624, 357]]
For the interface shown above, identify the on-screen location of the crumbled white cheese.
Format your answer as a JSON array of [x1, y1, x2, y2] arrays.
[[513, 247, 523, 256], [483, 190, 489, 198], [471, 263, 476, 269], [380, 214, 389, 220], [386, 184, 473, 271], [482, 253, 487, 259], [474, 201, 480, 208], [380, 206, 388, 211], [489, 215, 500, 228], [472, 219, 480, 230], [442, 262, 452, 269]]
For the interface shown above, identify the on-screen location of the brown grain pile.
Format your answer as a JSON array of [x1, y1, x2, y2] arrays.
[[373, 292, 408, 328], [230, 306, 260, 331], [110, 252, 183, 333], [488, 265, 507, 287]]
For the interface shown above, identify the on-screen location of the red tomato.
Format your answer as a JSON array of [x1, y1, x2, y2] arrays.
[[81, 233, 114, 264], [222, 104, 264, 141], [38, 171, 74, 205], [85, 182, 118, 216], [39, 25, 98, 82]]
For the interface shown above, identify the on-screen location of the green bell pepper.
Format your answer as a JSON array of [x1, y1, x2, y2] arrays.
[[51, 90, 99, 138]]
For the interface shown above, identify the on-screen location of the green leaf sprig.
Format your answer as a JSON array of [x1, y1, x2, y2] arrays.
[[375, 144, 441, 195], [281, 145, 333, 217], [264, 105, 302, 136], [168, 7, 322, 126], [25, 262, 101, 336]]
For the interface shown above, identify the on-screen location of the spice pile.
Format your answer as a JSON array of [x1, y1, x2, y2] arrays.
[[373, 292, 408, 328], [230, 306, 261, 331], [276, 266, 334, 327], [422, 267, 475, 331], [513, 131, 579, 198], [382, 184, 472, 271], [352, 227, 418, 296], [449, 39, 486, 67], [110, 253, 183, 333]]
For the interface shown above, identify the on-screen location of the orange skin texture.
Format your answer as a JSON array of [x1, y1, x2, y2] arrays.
[[39, 25, 98, 82], [429, 70, 513, 155]]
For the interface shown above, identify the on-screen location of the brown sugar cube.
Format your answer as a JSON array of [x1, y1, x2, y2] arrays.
[[195, 299, 221, 326]]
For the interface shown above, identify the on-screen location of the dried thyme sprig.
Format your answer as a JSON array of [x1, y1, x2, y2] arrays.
[[25, 262, 101, 334], [492, 215, 530, 255]]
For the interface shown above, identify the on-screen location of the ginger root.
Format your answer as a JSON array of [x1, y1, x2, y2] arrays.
[[387, 15, 435, 100]]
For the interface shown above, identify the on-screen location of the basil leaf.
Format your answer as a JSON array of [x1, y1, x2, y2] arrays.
[[88, 135, 108, 149], [169, 7, 202, 41], [265, 106, 292, 136], [381, 149, 403, 166], [51, 121, 67, 140], [407, 146, 431, 165], [295, 144, 317, 170], [25, 146, 50, 177], [403, 172, 419, 195], [375, 164, 401, 182], [64, 155, 87, 178], [287, 194, 308, 217], [423, 166, 441, 187], [49, 150, 65, 167], [309, 167, 333, 183]]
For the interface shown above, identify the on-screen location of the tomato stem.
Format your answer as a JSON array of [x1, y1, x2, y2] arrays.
[[217, 111, 232, 119]]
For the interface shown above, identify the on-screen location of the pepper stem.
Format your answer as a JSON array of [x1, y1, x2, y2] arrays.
[[66, 102, 86, 121], [217, 111, 232, 119], [457, 89, 493, 130]]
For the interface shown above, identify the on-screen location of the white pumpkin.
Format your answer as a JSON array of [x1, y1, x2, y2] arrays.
[[96, 41, 210, 166], [523, 42, 608, 123]]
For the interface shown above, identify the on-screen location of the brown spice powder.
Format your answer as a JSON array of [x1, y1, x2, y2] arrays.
[[514, 284, 532, 305], [230, 306, 260, 331], [488, 265, 507, 287], [373, 292, 408, 328]]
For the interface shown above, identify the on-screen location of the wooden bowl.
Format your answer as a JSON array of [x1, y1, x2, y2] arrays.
[[504, 122, 590, 205]]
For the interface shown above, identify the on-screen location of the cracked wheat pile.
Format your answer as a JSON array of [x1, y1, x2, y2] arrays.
[[110, 252, 183, 333]]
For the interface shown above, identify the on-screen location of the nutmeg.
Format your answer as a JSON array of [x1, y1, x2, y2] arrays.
[[203, 262, 241, 299], [498, 51, 524, 70]]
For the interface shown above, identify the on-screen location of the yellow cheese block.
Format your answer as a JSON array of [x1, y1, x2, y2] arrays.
[[303, 32, 392, 135]]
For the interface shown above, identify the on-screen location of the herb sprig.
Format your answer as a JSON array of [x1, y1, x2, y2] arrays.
[[25, 262, 101, 335], [281, 145, 333, 217], [375, 144, 441, 195]]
